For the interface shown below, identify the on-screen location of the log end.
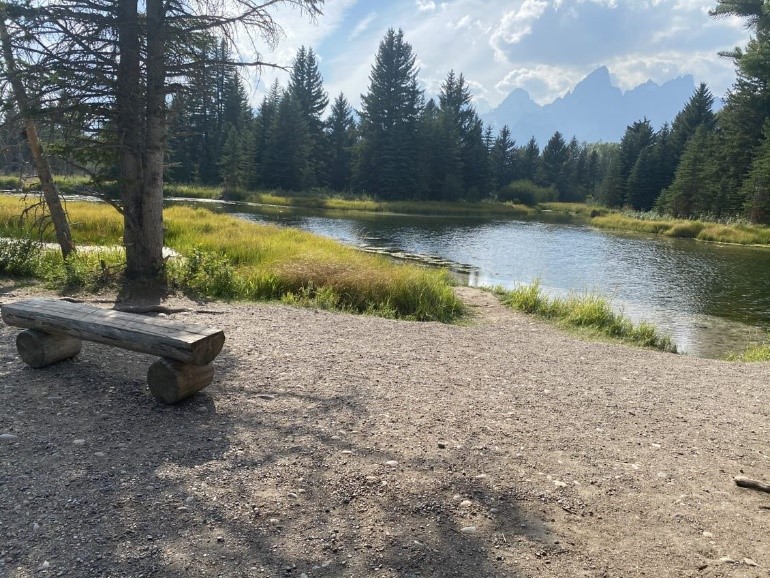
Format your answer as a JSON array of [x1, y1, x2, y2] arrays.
[[16, 329, 82, 368], [147, 358, 214, 404]]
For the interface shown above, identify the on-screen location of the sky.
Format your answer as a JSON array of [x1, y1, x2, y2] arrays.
[[239, 0, 752, 112]]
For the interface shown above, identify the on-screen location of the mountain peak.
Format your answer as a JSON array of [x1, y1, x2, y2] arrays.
[[481, 67, 696, 144]]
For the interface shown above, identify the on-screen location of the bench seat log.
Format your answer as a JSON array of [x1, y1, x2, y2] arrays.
[[1, 299, 225, 404], [1, 299, 224, 366]]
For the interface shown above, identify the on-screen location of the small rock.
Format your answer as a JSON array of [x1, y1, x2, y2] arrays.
[[301, 574, 309, 578], [365, 476, 379, 484], [330, 435, 341, 440], [216, 536, 224, 543], [384, 460, 398, 467], [341, 450, 353, 455], [0, 433, 17, 441], [702, 531, 713, 538], [73, 439, 86, 445], [452, 494, 463, 501], [460, 526, 477, 534], [553, 480, 568, 488], [437, 441, 446, 449], [146, 535, 153, 541], [459, 500, 473, 508], [269, 518, 279, 525], [41, 561, 50, 570], [177, 506, 188, 512], [287, 493, 299, 499], [719, 557, 737, 565], [33, 522, 40, 532], [742, 558, 759, 567], [93, 452, 105, 457], [475, 474, 488, 480], [185, 496, 194, 504], [257, 394, 275, 400]]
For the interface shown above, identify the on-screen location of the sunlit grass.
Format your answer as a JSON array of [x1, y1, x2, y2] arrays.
[[591, 213, 770, 245], [494, 281, 677, 352], [725, 341, 770, 362], [0, 194, 464, 321]]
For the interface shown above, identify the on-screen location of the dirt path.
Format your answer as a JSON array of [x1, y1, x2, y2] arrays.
[[1, 282, 768, 577]]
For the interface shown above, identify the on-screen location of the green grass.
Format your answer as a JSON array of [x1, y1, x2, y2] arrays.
[[591, 213, 770, 245], [0, 194, 464, 322], [725, 341, 770, 362], [494, 281, 677, 353]]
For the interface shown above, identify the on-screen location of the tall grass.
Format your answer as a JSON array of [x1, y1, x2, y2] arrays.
[[725, 341, 770, 362], [591, 213, 770, 245], [495, 281, 677, 352], [0, 194, 464, 322]]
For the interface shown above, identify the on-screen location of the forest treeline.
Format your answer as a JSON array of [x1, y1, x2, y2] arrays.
[[1, 2, 768, 223]]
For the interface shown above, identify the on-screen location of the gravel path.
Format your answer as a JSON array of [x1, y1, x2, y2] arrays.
[[1, 282, 768, 578]]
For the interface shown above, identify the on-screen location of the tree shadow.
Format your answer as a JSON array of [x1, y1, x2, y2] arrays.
[[1, 317, 559, 578]]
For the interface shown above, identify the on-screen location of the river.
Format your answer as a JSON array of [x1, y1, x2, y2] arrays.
[[175, 199, 770, 359]]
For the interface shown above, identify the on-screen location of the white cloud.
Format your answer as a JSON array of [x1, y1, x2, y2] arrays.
[[416, 0, 437, 11], [495, 64, 584, 104], [349, 12, 378, 40], [489, 0, 550, 60]]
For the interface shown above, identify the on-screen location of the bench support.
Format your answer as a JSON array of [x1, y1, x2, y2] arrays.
[[147, 358, 215, 405], [16, 329, 82, 369]]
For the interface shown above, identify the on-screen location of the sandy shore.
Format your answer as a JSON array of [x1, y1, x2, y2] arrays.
[[1, 283, 768, 578]]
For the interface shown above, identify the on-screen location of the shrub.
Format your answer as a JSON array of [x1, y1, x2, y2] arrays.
[[497, 180, 557, 206], [0, 238, 41, 276]]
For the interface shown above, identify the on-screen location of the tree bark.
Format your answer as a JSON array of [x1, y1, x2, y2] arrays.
[[0, 15, 75, 258], [116, 0, 164, 279]]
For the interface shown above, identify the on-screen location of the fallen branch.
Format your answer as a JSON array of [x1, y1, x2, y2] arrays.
[[734, 476, 770, 494]]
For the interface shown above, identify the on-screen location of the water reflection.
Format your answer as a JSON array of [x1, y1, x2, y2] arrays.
[[173, 199, 770, 359]]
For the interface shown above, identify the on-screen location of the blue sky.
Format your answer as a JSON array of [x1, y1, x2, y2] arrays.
[[242, 0, 751, 110]]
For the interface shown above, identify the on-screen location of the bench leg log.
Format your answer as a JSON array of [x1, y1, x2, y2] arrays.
[[147, 358, 214, 404], [16, 329, 82, 368]]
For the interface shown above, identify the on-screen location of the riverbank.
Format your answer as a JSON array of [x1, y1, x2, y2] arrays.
[[1, 283, 768, 578], [5, 176, 770, 246]]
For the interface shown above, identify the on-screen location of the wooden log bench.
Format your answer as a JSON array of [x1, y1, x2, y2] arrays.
[[0, 299, 225, 404]]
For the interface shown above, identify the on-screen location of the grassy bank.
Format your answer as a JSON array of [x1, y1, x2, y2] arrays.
[[494, 282, 677, 353], [590, 213, 770, 246], [0, 195, 463, 322], [726, 341, 770, 362]]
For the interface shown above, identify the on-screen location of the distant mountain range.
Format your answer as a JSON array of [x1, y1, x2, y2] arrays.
[[480, 66, 697, 145]]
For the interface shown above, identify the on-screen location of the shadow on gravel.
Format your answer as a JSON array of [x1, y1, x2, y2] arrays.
[[1, 314, 553, 578]]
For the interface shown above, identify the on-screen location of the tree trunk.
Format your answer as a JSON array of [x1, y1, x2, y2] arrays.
[[116, 0, 164, 279], [0, 16, 75, 258]]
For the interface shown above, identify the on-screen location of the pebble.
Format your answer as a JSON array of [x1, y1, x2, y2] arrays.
[[437, 441, 446, 448], [743, 558, 759, 567], [33, 523, 40, 532], [41, 561, 50, 570], [73, 439, 86, 445], [0, 433, 17, 440], [553, 480, 568, 488], [93, 452, 105, 457], [475, 474, 488, 480], [257, 394, 275, 400], [185, 496, 194, 504], [702, 531, 713, 538], [384, 460, 398, 467], [301, 574, 309, 578], [341, 450, 353, 455], [216, 536, 224, 543], [719, 557, 737, 565], [460, 526, 478, 534], [287, 493, 299, 499], [459, 500, 473, 508]]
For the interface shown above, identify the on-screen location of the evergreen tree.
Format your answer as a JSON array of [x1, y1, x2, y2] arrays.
[[742, 120, 770, 223], [617, 119, 655, 203], [355, 28, 422, 199], [656, 126, 716, 217], [326, 93, 356, 191], [540, 131, 569, 198], [520, 137, 540, 183], [289, 46, 329, 187], [263, 92, 310, 191], [489, 125, 516, 193]]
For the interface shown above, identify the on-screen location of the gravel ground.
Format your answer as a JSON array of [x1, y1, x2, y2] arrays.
[[1, 281, 769, 578]]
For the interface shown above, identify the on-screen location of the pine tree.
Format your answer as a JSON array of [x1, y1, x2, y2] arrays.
[[540, 131, 569, 197], [289, 46, 329, 187], [326, 93, 356, 191], [520, 137, 540, 183], [743, 120, 770, 223], [656, 126, 715, 217], [355, 28, 422, 199], [263, 92, 310, 191], [489, 125, 516, 193]]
